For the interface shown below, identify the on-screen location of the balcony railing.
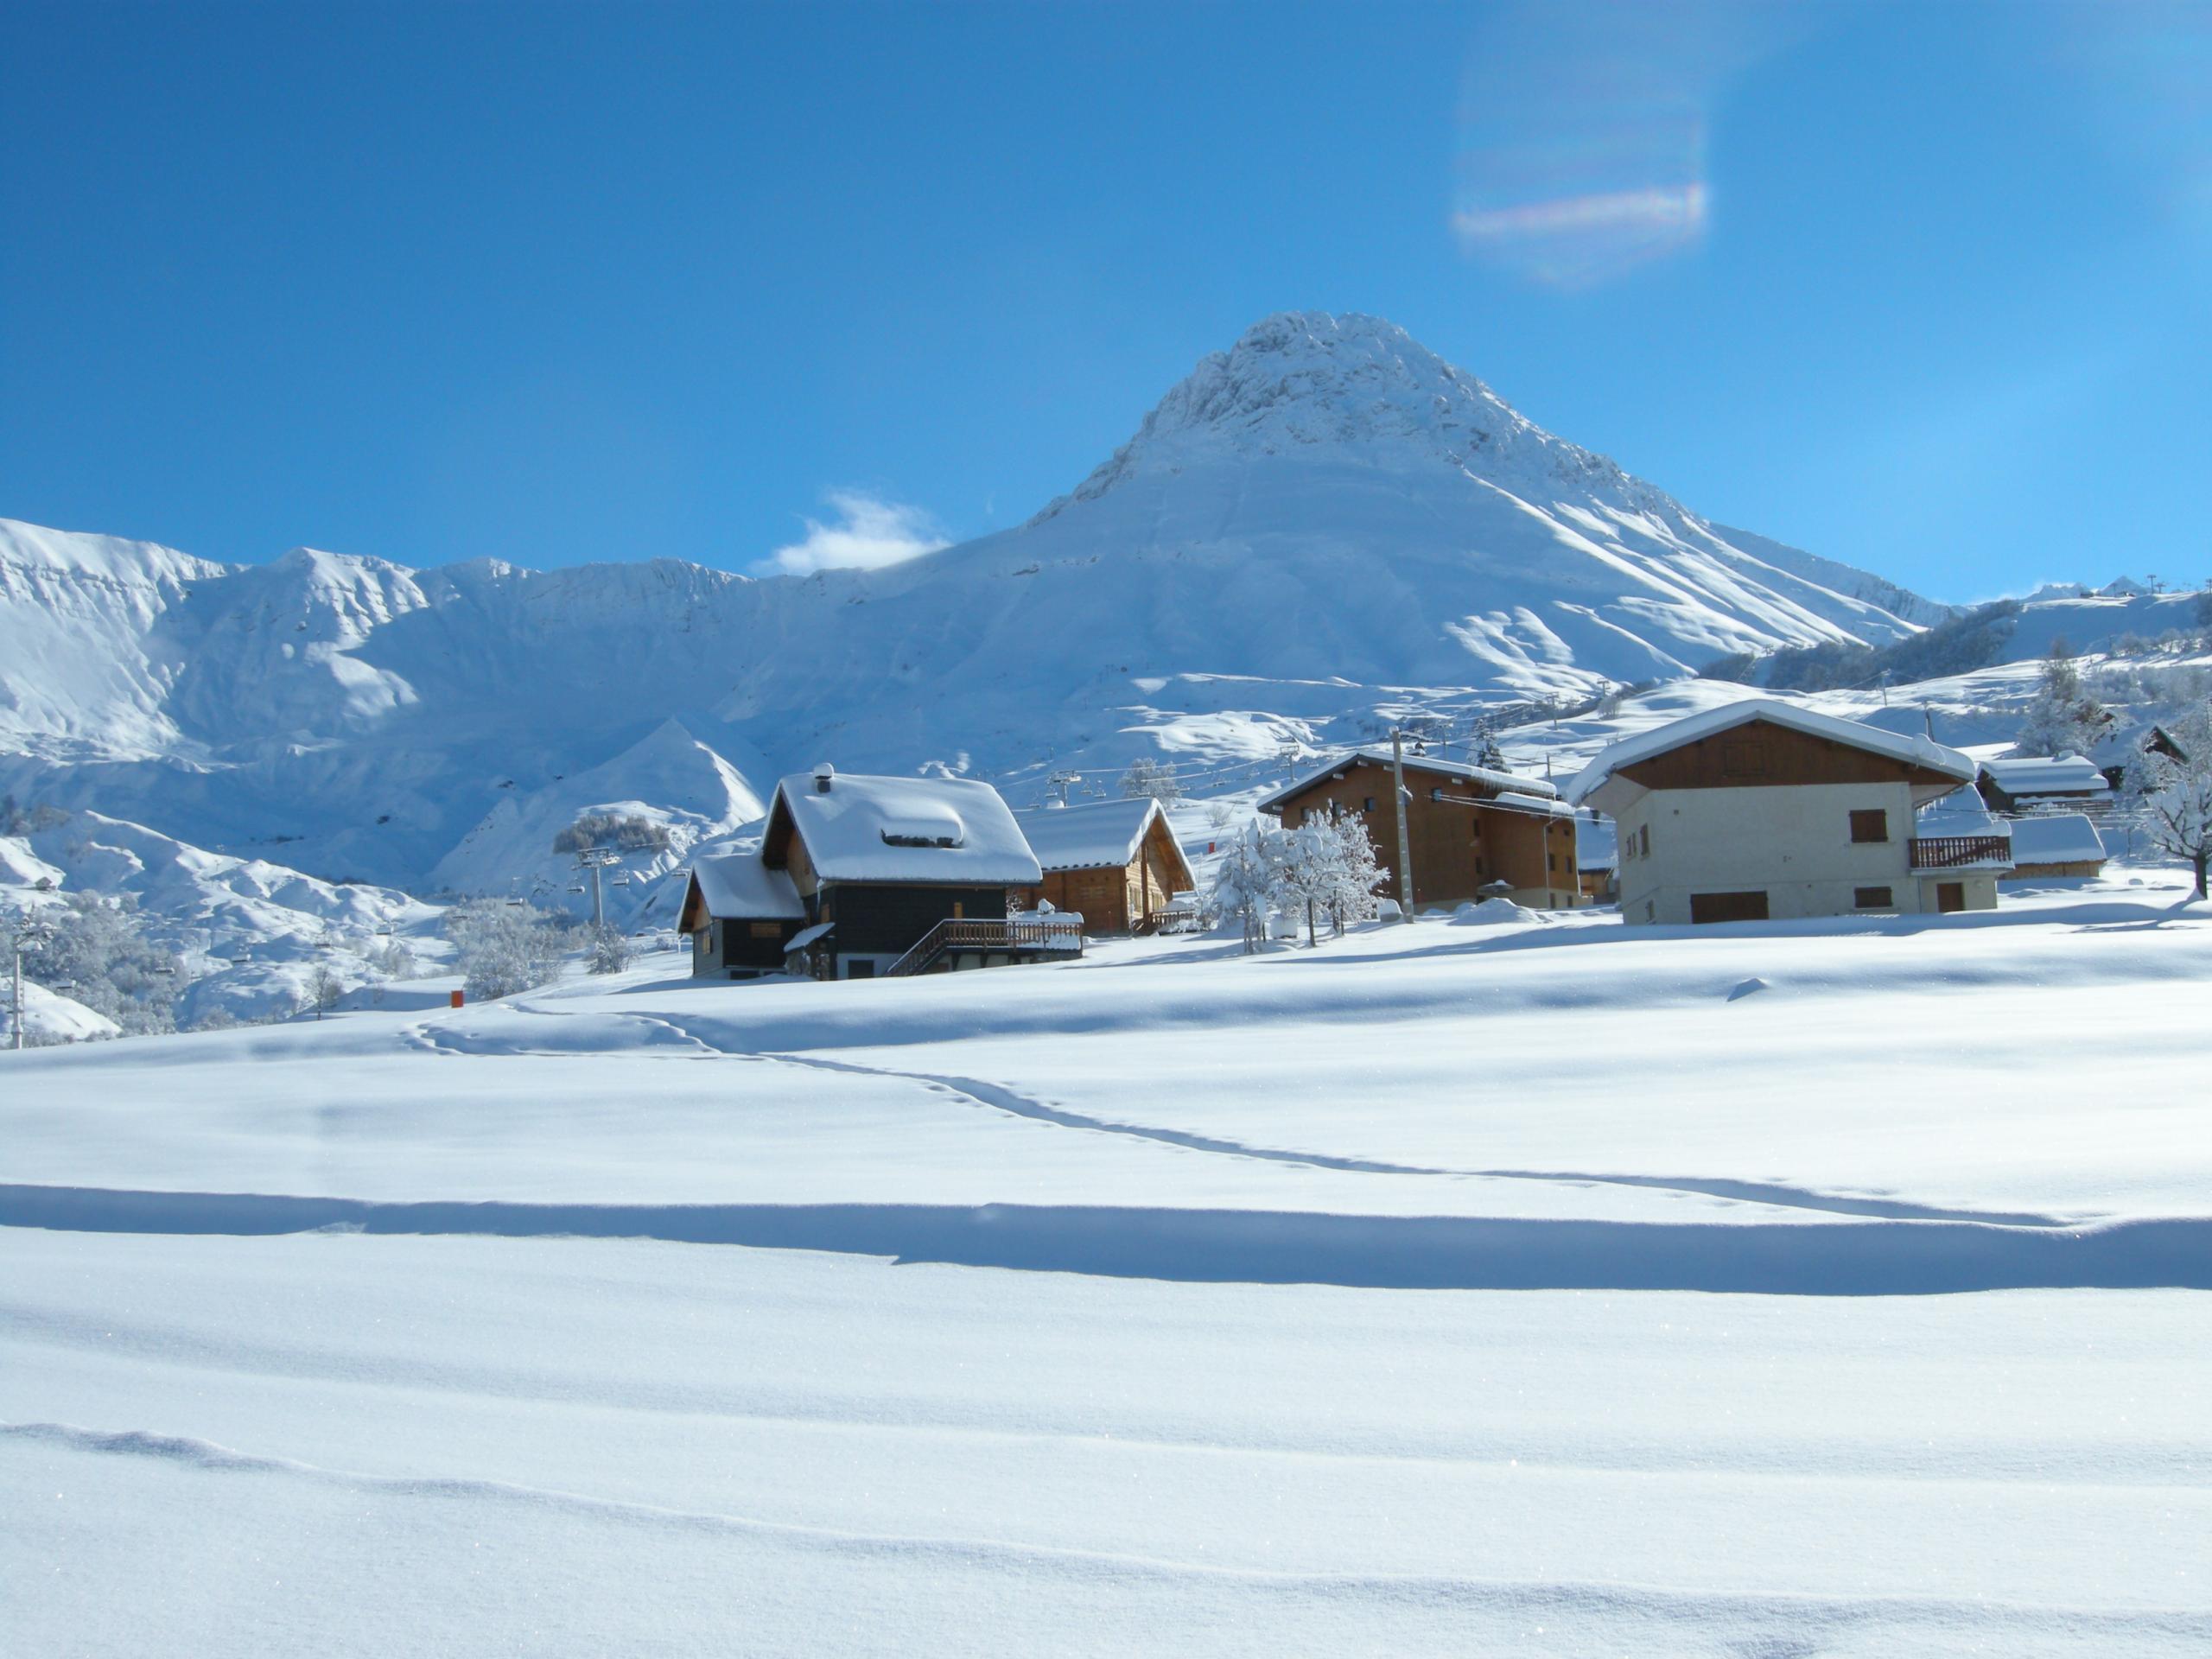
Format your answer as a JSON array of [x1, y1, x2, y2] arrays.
[[1909, 835, 2014, 870], [885, 916, 1085, 978]]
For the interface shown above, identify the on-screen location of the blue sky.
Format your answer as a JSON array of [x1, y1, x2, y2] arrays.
[[3, 1, 2208, 602]]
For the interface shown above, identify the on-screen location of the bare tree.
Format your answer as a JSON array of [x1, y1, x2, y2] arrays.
[[307, 964, 346, 1020], [2124, 705, 2212, 899]]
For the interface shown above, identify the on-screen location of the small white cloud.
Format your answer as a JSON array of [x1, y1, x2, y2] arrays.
[[753, 490, 950, 577]]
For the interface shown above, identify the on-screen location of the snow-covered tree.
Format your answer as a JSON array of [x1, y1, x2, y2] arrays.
[[445, 899, 570, 1001], [1317, 806, 1385, 935], [4, 892, 181, 1036], [2123, 705, 2212, 899], [1467, 715, 1507, 771], [2015, 643, 2110, 759], [1208, 823, 1290, 954], [1275, 807, 1385, 944], [373, 938, 417, 979], [586, 922, 632, 976], [1120, 757, 1184, 803]]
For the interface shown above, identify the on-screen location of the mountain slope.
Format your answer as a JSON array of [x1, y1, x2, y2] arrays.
[[1, 310, 1948, 893]]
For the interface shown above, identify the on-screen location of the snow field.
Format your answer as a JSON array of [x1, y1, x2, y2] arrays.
[[4, 871, 2209, 1651], [5, 1230, 2208, 1657]]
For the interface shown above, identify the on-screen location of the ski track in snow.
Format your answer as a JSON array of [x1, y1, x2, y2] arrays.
[[9, 1419, 2209, 1649], [423, 995, 2072, 1230]]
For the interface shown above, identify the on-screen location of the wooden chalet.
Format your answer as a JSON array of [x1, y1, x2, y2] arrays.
[[753, 766, 1073, 980], [1009, 798, 1196, 934], [1976, 754, 2113, 815], [677, 854, 807, 979], [2004, 815, 2108, 880], [1255, 749, 1581, 911]]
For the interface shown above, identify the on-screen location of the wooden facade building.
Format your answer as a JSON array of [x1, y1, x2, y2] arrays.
[[1255, 750, 1581, 911], [1009, 798, 1196, 934]]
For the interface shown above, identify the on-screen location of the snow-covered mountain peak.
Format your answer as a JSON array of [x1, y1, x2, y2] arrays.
[[1040, 309, 1658, 518]]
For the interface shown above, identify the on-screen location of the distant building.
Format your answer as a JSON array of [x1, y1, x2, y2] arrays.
[[2004, 815, 2108, 880], [1010, 798, 1195, 934], [1977, 754, 2113, 815], [2093, 722, 2190, 791], [1572, 810, 1618, 904], [1568, 700, 1991, 924], [1256, 749, 1581, 911]]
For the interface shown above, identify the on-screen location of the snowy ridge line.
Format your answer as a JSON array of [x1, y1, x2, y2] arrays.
[[3, 1185, 2204, 1294], [11, 1420, 2211, 1646], [753, 1049, 2069, 1226]]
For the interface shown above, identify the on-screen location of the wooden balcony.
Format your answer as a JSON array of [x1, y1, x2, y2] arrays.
[[886, 916, 1084, 978], [1909, 835, 2013, 870]]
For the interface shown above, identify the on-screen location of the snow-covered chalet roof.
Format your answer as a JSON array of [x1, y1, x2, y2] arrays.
[[1979, 754, 2111, 797], [1566, 698, 1974, 806], [767, 770, 1042, 887], [2007, 815, 2107, 867], [688, 853, 805, 921], [1257, 749, 1555, 815], [1014, 798, 1166, 873], [1916, 786, 2010, 837]]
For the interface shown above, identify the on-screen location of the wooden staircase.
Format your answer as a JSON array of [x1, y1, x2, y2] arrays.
[[884, 916, 1084, 978]]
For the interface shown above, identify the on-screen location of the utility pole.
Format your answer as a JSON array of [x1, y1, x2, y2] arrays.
[[574, 848, 620, 930], [10, 912, 55, 1052], [1390, 728, 1415, 923]]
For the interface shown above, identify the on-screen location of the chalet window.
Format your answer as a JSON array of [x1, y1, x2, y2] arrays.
[[1848, 809, 1889, 844], [1547, 853, 1557, 872], [1473, 856, 1484, 875], [1637, 823, 1650, 859], [1853, 887, 1892, 908], [1363, 797, 1376, 812], [1722, 740, 1764, 780], [748, 921, 781, 938], [1430, 786, 1445, 802]]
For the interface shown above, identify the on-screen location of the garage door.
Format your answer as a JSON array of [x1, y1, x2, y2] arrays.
[[1689, 890, 1770, 925]]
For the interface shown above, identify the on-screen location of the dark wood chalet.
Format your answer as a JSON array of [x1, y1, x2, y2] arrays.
[[1256, 749, 1582, 911], [1009, 798, 1196, 934], [753, 765, 1071, 980], [677, 855, 808, 978]]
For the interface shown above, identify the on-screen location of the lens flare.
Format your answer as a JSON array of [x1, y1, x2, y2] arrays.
[[1453, 1, 1791, 289]]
